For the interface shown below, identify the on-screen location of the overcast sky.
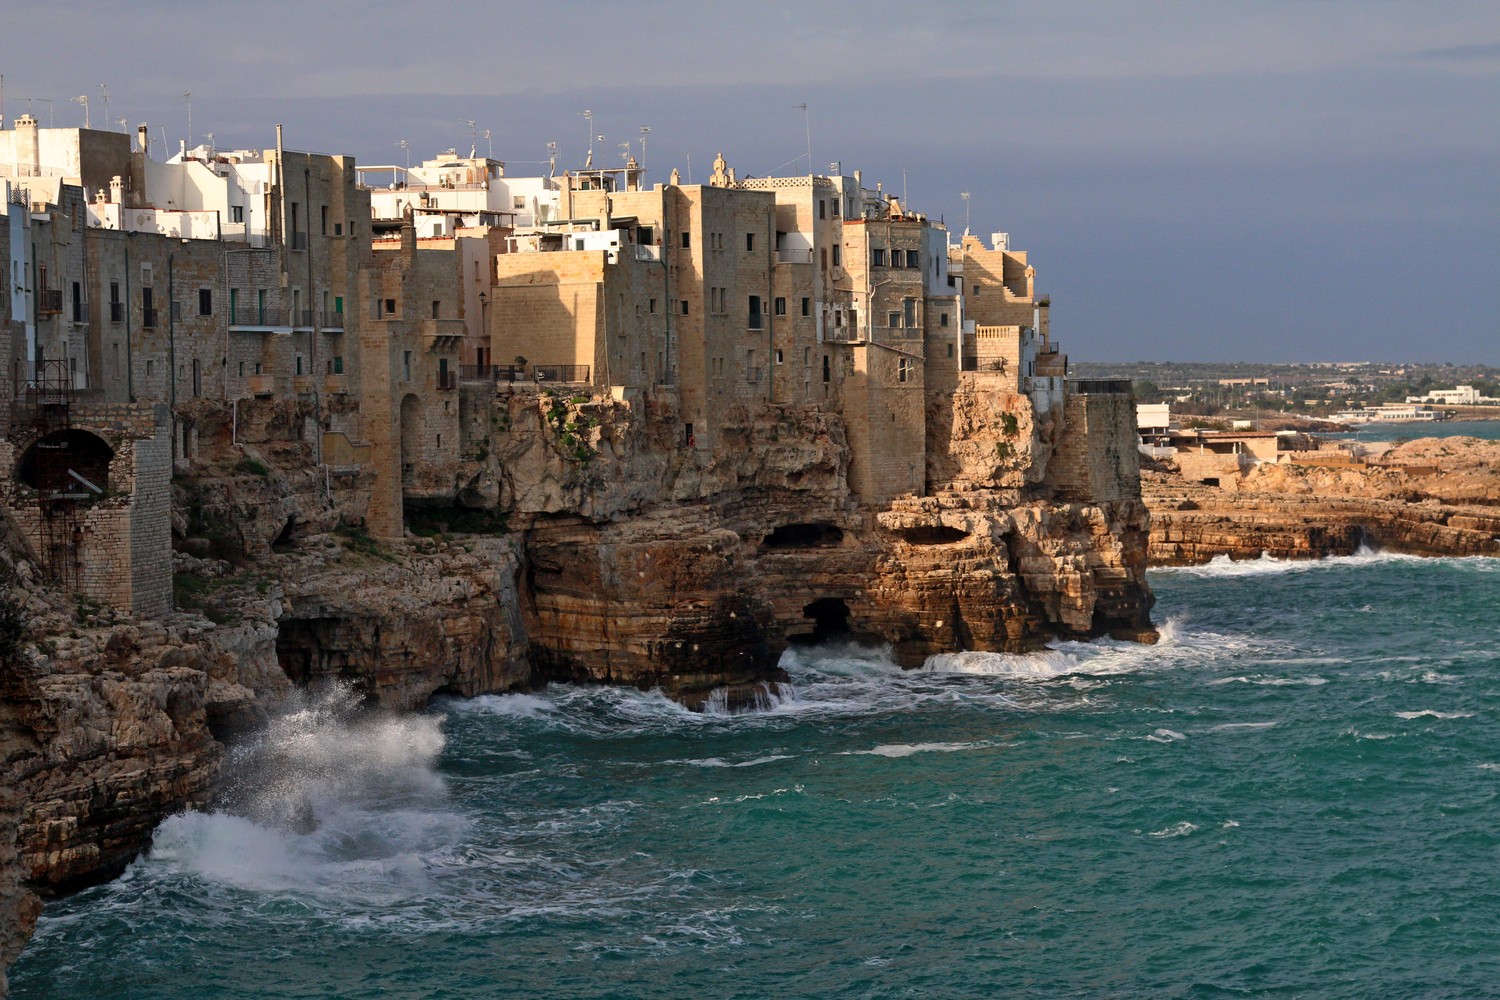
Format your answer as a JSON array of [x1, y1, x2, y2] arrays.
[[4, 1, 1497, 363]]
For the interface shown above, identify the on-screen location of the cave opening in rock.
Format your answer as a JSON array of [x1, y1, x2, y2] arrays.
[[802, 597, 851, 643], [271, 516, 298, 552], [761, 522, 844, 550], [16, 429, 114, 497]]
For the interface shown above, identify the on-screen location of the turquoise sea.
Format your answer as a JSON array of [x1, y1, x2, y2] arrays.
[[1328, 418, 1500, 443], [12, 551, 1500, 998]]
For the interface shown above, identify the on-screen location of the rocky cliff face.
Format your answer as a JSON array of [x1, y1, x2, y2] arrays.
[[2, 380, 1158, 985], [1144, 437, 1500, 563]]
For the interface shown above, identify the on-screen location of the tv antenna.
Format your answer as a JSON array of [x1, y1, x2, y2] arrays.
[[460, 119, 477, 158], [960, 191, 971, 235], [580, 109, 594, 166], [483, 129, 493, 160], [546, 140, 557, 177], [72, 94, 89, 128], [182, 91, 191, 147], [794, 102, 811, 173], [397, 138, 410, 170]]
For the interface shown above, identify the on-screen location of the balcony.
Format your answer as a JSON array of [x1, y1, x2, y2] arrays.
[[142, 307, 159, 329], [37, 289, 63, 315], [1066, 378, 1133, 396], [437, 370, 458, 391], [748, 314, 764, 331], [532, 364, 591, 384], [289, 231, 308, 250], [323, 374, 349, 395], [420, 318, 465, 350], [246, 374, 275, 396], [291, 309, 314, 329], [229, 306, 288, 330], [321, 310, 345, 330], [109, 301, 124, 323], [745, 367, 764, 383], [634, 244, 662, 262], [823, 326, 859, 344], [775, 248, 813, 265], [460, 364, 528, 384], [292, 375, 316, 394]]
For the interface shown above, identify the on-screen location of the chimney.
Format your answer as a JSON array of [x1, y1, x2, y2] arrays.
[[137, 124, 149, 157], [109, 175, 124, 204]]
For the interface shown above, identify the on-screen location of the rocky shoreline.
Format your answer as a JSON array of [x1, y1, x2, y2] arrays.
[[0, 380, 1157, 990], [1143, 436, 1500, 563]]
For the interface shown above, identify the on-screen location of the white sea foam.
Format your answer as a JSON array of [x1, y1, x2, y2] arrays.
[[159, 684, 463, 898], [1147, 821, 1200, 838], [1204, 721, 1279, 733], [856, 741, 991, 758], [1157, 546, 1437, 579], [1394, 710, 1474, 720]]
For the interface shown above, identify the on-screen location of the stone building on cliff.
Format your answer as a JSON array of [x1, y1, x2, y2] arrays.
[[0, 117, 1148, 656]]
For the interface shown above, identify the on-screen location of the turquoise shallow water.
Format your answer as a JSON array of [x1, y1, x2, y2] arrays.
[[12, 550, 1500, 998]]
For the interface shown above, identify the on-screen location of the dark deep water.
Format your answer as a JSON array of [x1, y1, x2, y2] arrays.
[[13, 550, 1500, 998]]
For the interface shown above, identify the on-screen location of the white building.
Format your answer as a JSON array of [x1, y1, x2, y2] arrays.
[[360, 152, 562, 237], [1406, 385, 1495, 406]]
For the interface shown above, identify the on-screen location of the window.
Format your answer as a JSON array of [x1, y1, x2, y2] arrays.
[[947, 343, 954, 358], [819, 200, 826, 220], [940, 312, 950, 327], [803, 347, 810, 366], [296, 356, 304, 375], [830, 198, 840, 218], [775, 349, 784, 364], [238, 361, 245, 377], [898, 357, 913, 383], [822, 355, 830, 382], [774, 296, 786, 316], [888, 311, 902, 328], [385, 298, 397, 316], [432, 300, 441, 319], [638, 225, 654, 245], [402, 350, 412, 381], [199, 288, 212, 316], [972, 283, 981, 296], [142, 263, 153, 285], [231, 205, 244, 224], [745, 233, 754, 252], [872, 248, 886, 267], [334, 295, 343, 314], [333, 356, 344, 374], [681, 300, 689, 315], [947, 275, 957, 288], [906, 249, 920, 269], [146, 360, 154, 377], [334, 222, 343, 236], [801, 297, 810, 317], [514, 196, 526, 209], [821, 248, 828, 270], [72, 281, 82, 322], [681, 232, 691, 249], [748, 295, 763, 329], [193, 359, 202, 397], [321, 205, 328, 235], [648, 298, 657, 314], [904, 298, 917, 328], [832, 246, 841, 267]]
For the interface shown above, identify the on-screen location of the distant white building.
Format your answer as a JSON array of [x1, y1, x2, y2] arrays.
[[1406, 385, 1495, 406], [359, 152, 562, 237]]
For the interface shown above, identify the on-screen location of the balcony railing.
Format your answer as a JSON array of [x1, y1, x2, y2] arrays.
[[322, 310, 345, 329], [37, 289, 63, 315], [109, 301, 124, 323], [748, 314, 764, 330], [775, 248, 813, 265], [142, 307, 159, 329], [289, 232, 308, 250], [634, 244, 662, 262], [437, 370, 458, 390], [532, 364, 591, 384], [745, 367, 764, 383], [246, 374, 276, 396], [292, 309, 314, 328], [823, 326, 859, 343], [230, 306, 280, 327]]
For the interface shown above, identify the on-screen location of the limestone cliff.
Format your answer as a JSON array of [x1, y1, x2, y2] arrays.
[[1, 377, 1157, 984], [1144, 437, 1500, 563]]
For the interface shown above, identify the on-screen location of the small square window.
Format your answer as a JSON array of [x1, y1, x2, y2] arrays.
[[940, 312, 950, 327]]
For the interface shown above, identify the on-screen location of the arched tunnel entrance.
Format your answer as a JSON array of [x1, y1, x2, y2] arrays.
[[789, 596, 879, 649]]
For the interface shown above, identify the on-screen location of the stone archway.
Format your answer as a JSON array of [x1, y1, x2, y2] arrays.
[[16, 428, 114, 496], [399, 393, 423, 485]]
